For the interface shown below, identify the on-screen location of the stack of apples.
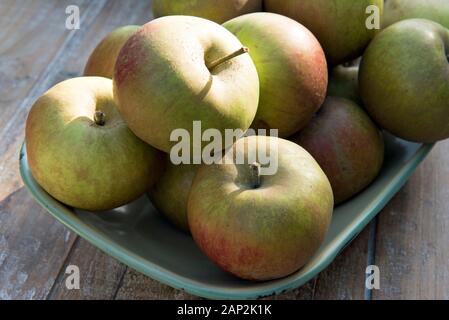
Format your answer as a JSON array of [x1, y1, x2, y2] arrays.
[[25, 0, 449, 281]]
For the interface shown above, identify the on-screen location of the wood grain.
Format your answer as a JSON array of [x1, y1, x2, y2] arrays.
[[114, 268, 198, 300], [373, 141, 449, 300], [46, 238, 127, 300], [0, 187, 77, 299]]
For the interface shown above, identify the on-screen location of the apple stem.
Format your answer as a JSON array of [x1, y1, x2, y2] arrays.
[[94, 111, 106, 126], [249, 162, 261, 189], [207, 47, 249, 71]]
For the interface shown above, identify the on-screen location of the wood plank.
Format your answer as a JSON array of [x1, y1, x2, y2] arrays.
[[0, 187, 77, 299], [46, 238, 127, 300], [373, 140, 449, 299], [261, 280, 316, 300], [114, 268, 198, 300]]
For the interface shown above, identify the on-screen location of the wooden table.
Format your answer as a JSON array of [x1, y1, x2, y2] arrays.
[[1, 0, 448, 300]]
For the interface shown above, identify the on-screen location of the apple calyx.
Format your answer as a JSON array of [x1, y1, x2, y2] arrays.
[[207, 47, 249, 71], [94, 111, 106, 126], [249, 162, 261, 189]]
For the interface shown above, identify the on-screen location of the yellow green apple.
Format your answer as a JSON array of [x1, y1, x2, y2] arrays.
[[150, 163, 198, 232], [224, 12, 328, 137], [152, 0, 262, 24], [264, 0, 383, 65], [25, 77, 165, 211], [113, 16, 259, 153], [188, 135, 333, 280], [384, 0, 449, 29], [327, 59, 362, 105], [84, 25, 140, 79], [292, 97, 384, 204], [359, 19, 449, 142]]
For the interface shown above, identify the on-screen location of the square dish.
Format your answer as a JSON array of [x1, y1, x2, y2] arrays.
[[19, 134, 434, 299]]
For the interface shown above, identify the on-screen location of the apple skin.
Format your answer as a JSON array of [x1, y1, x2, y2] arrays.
[[327, 62, 362, 106], [84, 25, 140, 79], [188, 136, 333, 281], [25, 77, 165, 211], [359, 19, 449, 143], [384, 0, 449, 29], [224, 12, 328, 137], [264, 0, 383, 65], [149, 163, 198, 233], [152, 0, 262, 24], [292, 97, 384, 204], [113, 16, 259, 153]]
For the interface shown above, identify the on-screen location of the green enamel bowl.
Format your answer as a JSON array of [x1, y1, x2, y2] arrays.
[[19, 134, 434, 299]]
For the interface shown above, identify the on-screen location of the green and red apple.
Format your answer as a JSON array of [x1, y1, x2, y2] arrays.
[[188, 135, 333, 280], [384, 0, 449, 29], [150, 163, 198, 232], [327, 59, 362, 105], [292, 97, 384, 204], [113, 16, 259, 153], [264, 0, 383, 65], [25, 77, 164, 211], [152, 0, 262, 24], [84, 25, 140, 79], [224, 12, 328, 137], [359, 19, 449, 143]]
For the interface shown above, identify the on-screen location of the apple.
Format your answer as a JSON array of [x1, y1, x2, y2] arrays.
[[188, 135, 333, 280], [84, 25, 140, 79], [327, 59, 362, 105], [113, 16, 259, 153], [152, 0, 262, 24], [359, 19, 449, 143], [384, 0, 449, 29], [25, 77, 165, 211], [264, 0, 384, 65], [149, 162, 198, 232], [292, 97, 384, 204], [223, 12, 328, 137]]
